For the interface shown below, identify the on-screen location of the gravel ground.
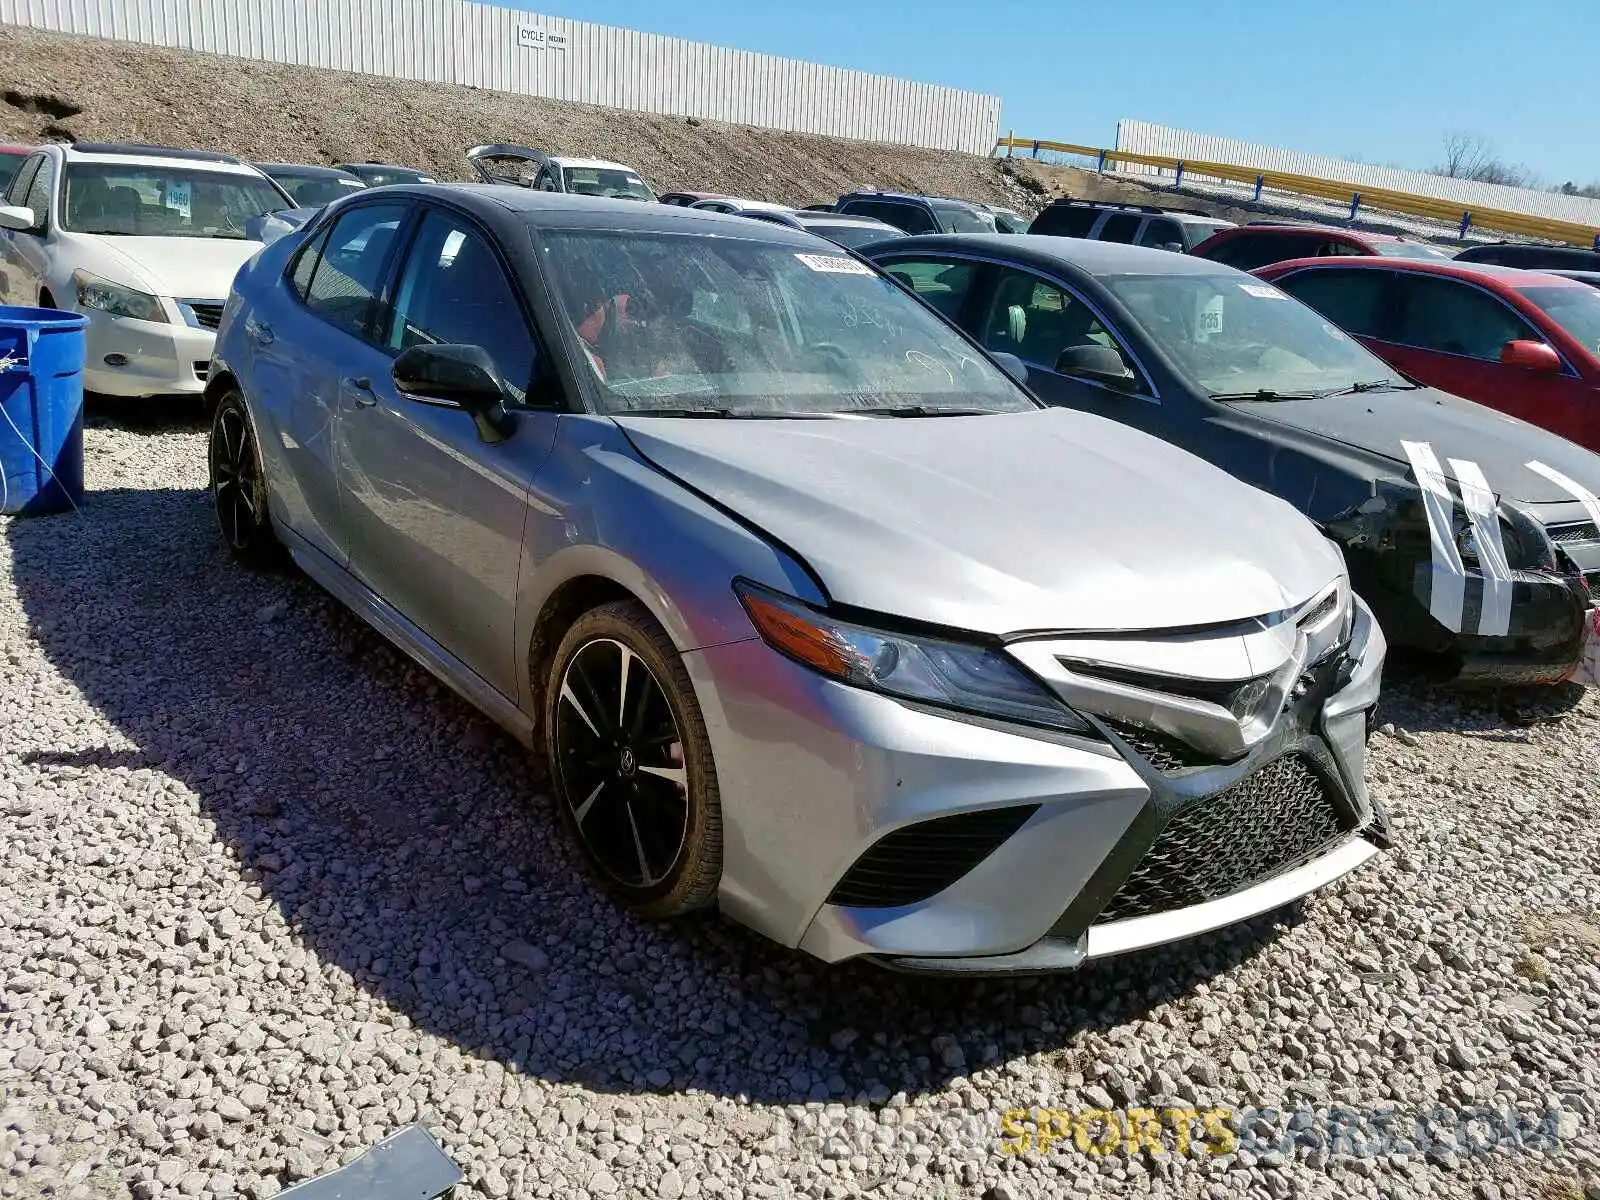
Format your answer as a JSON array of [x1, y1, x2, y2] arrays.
[[2, 409, 1599, 1200]]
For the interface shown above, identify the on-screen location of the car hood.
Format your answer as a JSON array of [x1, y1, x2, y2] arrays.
[[1238, 386, 1600, 505], [70, 234, 263, 300], [617, 407, 1343, 637]]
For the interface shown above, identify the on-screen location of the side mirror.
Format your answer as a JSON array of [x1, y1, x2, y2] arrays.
[[988, 351, 1029, 386], [0, 206, 37, 232], [1500, 339, 1562, 375], [392, 344, 515, 442], [1159, 242, 1185, 253], [1055, 344, 1137, 391]]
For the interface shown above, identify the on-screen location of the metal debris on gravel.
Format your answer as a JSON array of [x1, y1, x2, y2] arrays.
[[1, 407, 1598, 1200]]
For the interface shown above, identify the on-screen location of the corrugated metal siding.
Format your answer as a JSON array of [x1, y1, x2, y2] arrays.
[[0, 0, 1000, 153], [1116, 119, 1600, 226]]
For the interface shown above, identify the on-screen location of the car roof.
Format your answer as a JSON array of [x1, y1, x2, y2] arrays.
[[0, 144, 32, 154], [256, 162, 362, 179], [1256, 255, 1585, 291], [798, 213, 895, 228], [865, 232, 1238, 277], [58, 141, 262, 175], [358, 183, 825, 243], [1219, 223, 1403, 244], [840, 189, 984, 211]]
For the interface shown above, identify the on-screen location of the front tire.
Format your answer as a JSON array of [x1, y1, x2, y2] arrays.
[[543, 601, 723, 919], [208, 389, 278, 565]]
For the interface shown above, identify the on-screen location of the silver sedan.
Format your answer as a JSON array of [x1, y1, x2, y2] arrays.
[[205, 187, 1389, 973]]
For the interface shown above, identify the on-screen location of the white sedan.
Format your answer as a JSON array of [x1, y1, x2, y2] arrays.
[[0, 141, 290, 399]]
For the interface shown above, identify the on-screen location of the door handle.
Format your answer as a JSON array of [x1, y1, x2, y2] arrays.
[[344, 376, 377, 408], [249, 321, 275, 347]]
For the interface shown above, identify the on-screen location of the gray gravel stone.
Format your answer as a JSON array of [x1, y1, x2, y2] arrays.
[[0, 417, 1597, 1200]]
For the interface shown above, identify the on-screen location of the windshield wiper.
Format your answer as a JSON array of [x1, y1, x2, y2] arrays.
[[1208, 389, 1329, 403], [620, 407, 843, 419], [1321, 379, 1421, 396], [834, 405, 1003, 417]]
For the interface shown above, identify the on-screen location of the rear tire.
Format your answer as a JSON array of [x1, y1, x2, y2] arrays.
[[543, 601, 723, 920], [208, 389, 279, 566]]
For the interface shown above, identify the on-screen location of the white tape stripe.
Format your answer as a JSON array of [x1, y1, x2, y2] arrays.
[[1449, 458, 1513, 638], [1527, 460, 1600, 536], [1401, 440, 1466, 633]]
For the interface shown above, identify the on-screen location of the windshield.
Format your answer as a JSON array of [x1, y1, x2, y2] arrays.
[[937, 207, 997, 234], [61, 163, 287, 238], [0, 151, 26, 192], [542, 229, 1035, 416], [561, 167, 655, 201], [273, 173, 367, 207], [1108, 272, 1407, 396], [1521, 285, 1600, 356], [1373, 240, 1451, 260], [811, 223, 902, 249]]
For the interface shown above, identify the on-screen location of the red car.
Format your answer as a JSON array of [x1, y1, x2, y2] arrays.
[[1191, 223, 1453, 271], [1257, 257, 1600, 452]]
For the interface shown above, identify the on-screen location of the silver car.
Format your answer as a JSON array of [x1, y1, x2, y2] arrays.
[[206, 188, 1389, 973]]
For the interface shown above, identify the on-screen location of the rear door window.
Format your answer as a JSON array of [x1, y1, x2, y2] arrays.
[[1203, 233, 1322, 270], [1275, 268, 1393, 339], [1097, 213, 1140, 243], [1028, 205, 1100, 237], [1137, 218, 1185, 250], [300, 202, 409, 341], [841, 199, 936, 234], [878, 257, 979, 322]]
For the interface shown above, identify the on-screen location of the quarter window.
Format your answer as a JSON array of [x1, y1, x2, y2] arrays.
[[1276, 269, 1391, 339], [880, 258, 977, 321], [1027, 205, 1099, 237], [1389, 275, 1542, 360], [981, 268, 1143, 387], [387, 210, 538, 400], [5, 156, 40, 208], [22, 157, 53, 230], [300, 202, 408, 341]]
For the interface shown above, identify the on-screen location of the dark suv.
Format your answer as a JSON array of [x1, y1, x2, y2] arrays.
[[1455, 242, 1600, 271], [834, 190, 997, 235], [1028, 199, 1234, 251]]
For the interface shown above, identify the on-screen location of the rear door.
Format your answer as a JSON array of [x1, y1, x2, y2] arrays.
[[249, 200, 411, 567]]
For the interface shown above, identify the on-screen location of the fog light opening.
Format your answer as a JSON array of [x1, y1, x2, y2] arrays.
[[102, 353, 129, 367]]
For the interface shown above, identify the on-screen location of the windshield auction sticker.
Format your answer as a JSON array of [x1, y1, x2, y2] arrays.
[[795, 253, 874, 275]]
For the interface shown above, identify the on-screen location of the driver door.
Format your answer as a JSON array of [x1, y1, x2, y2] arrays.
[[972, 265, 1158, 432], [335, 205, 559, 699]]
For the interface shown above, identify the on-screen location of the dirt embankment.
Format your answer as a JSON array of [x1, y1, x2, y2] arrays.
[[0, 25, 1268, 224]]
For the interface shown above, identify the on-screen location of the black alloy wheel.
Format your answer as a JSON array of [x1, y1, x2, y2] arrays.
[[545, 602, 722, 917], [208, 390, 278, 564]]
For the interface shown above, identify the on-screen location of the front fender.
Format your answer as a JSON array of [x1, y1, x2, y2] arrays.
[[512, 416, 823, 711]]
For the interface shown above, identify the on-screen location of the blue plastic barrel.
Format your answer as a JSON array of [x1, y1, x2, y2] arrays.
[[0, 306, 88, 516]]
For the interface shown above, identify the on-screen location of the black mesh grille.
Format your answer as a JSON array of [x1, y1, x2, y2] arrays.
[[1096, 755, 1347, 924], [1549, 521, 1600, 545], [1103, 720, 1208, 773], [827, 805, 1039, 908], [187, 301, 224, 330]]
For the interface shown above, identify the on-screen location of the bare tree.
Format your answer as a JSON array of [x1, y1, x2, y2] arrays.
[[1430, 131, 1537, 189], [1435, 130, 1492, 179]]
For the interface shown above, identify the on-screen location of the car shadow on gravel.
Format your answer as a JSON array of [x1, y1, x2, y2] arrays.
[[84, 394, 207, 435], [9, 484, 1314, 1107]]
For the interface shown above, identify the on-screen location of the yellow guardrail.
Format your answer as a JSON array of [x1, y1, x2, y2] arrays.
[[995, 136, 1600, 250]]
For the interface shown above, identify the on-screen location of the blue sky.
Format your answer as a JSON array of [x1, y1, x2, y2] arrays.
[[511, 0, 1597, 186]]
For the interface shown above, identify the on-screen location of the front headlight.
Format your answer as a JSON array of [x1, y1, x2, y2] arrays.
[[73, 270, 167, 323], [735, 580, 1092, 733]]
